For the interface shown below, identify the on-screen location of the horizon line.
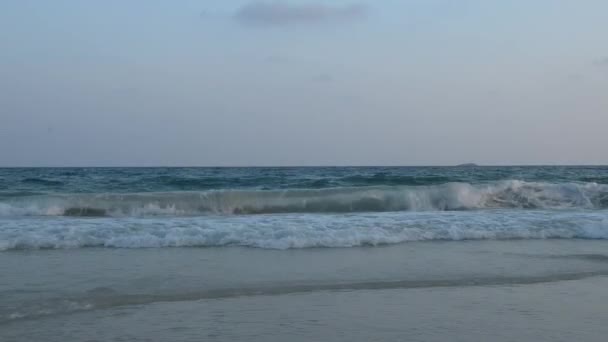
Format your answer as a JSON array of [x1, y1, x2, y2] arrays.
[[0, 164, 607, 168]]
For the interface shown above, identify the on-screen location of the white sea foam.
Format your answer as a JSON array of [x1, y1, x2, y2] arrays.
[[0, 181, 606, 217], [3, 300, 94, 323], [1, 210, 607, 250]]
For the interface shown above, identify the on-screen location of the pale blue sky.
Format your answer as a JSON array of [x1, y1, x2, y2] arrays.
[[1, 0, 607, 166]]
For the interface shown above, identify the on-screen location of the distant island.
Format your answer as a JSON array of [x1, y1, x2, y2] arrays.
[[456, 163, 479, 167]]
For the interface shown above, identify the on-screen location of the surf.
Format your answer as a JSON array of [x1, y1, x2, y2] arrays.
[[0, 180, 606, 217], [1, 209, 608, 250]]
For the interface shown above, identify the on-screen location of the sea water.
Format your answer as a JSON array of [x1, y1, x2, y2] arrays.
[[1, 166, 608, 341]]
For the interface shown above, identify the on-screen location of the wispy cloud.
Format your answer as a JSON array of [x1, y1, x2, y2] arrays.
[[264, 54, 290, 64], [312, 73, 333, 83], [593, 57, 608, 66], [235, 1, 368, 27]]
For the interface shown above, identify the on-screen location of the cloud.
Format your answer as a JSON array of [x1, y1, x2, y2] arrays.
[[566, 73, 584, 82], [235, 1, 368, 27], [312, 73, 333, 82], [264, 55, 289, 64], [593, 57, 608, 66]]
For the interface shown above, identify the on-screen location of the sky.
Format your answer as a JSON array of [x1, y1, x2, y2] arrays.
[[1, 0, 607, 166]]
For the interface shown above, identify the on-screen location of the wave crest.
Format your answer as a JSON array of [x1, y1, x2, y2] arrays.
[[0, 180, 606, 217]]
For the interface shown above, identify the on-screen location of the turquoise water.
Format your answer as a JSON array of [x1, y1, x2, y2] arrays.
[[2, 166, 608, 194]]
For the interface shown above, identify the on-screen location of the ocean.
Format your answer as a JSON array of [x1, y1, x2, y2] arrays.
[[2, 166, 608, 341]]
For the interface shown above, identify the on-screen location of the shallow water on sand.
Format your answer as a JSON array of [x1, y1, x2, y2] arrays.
[[2, 239, 608, 341]]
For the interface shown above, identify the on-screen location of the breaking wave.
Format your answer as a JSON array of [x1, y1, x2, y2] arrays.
[[0, 180, 607, 217], [1, 210, 608, 250]]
